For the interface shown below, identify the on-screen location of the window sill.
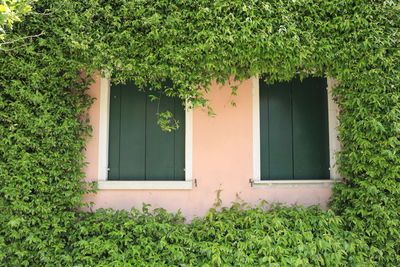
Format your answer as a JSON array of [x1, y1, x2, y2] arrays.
[[252, 179, 338, 188], [97, 180, 193, 190]]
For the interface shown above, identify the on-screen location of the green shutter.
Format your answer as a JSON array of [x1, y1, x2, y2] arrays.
[[108, 85, 122, 180], [292, 78, 330, 179], [260, 80, 293, 179], [119, 84, 146, 180], [260, 77, 330, 180], [108, 82, 185, 181]]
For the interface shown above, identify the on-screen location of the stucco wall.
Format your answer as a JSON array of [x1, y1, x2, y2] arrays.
[[83, 75, 333, 219]]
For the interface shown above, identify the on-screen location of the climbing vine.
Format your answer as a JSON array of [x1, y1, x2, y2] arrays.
[[0, 0, 399, 265]]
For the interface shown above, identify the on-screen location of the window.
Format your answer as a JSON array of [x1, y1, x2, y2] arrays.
[[97, 76, 193, 189], [252, 76, 339, 187], [260, 77, 330, 180], [108, 82, 185, 181]]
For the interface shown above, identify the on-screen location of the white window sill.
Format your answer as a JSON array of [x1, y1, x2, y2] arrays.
[[252, 179, 338, 188], [97, 180, 193, 190]]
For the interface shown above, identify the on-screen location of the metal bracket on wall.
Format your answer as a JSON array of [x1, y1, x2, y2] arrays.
[[249, 178, 254, 187]]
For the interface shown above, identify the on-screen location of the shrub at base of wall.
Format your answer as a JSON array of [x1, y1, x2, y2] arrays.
[[30, 204, 383, 266]]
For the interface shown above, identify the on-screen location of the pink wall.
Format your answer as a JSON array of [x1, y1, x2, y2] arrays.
[[84, 75, 332, 219]]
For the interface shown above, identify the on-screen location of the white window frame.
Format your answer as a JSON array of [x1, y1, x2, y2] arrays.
[[252, 76, 341, 188], [96, 75, 193, 190]]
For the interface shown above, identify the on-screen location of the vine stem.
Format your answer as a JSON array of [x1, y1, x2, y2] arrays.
[[0, 32, 44, 47]]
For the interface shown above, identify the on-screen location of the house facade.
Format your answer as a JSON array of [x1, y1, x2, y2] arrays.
[[84, 75, 341, 218]]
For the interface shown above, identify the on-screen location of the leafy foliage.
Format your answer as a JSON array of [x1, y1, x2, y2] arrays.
[[0, 0, 36, 35], [0, 0, 399, 265], [67, 204, 375, 266]]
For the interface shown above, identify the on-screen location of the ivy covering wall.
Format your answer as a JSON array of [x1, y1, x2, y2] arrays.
[[0, 0, 399, 265]]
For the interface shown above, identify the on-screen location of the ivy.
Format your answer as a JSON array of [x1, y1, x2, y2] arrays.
[[0, 0, 399, 265], [0, 0, 36, 33], [66, 204, 375, 266]]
